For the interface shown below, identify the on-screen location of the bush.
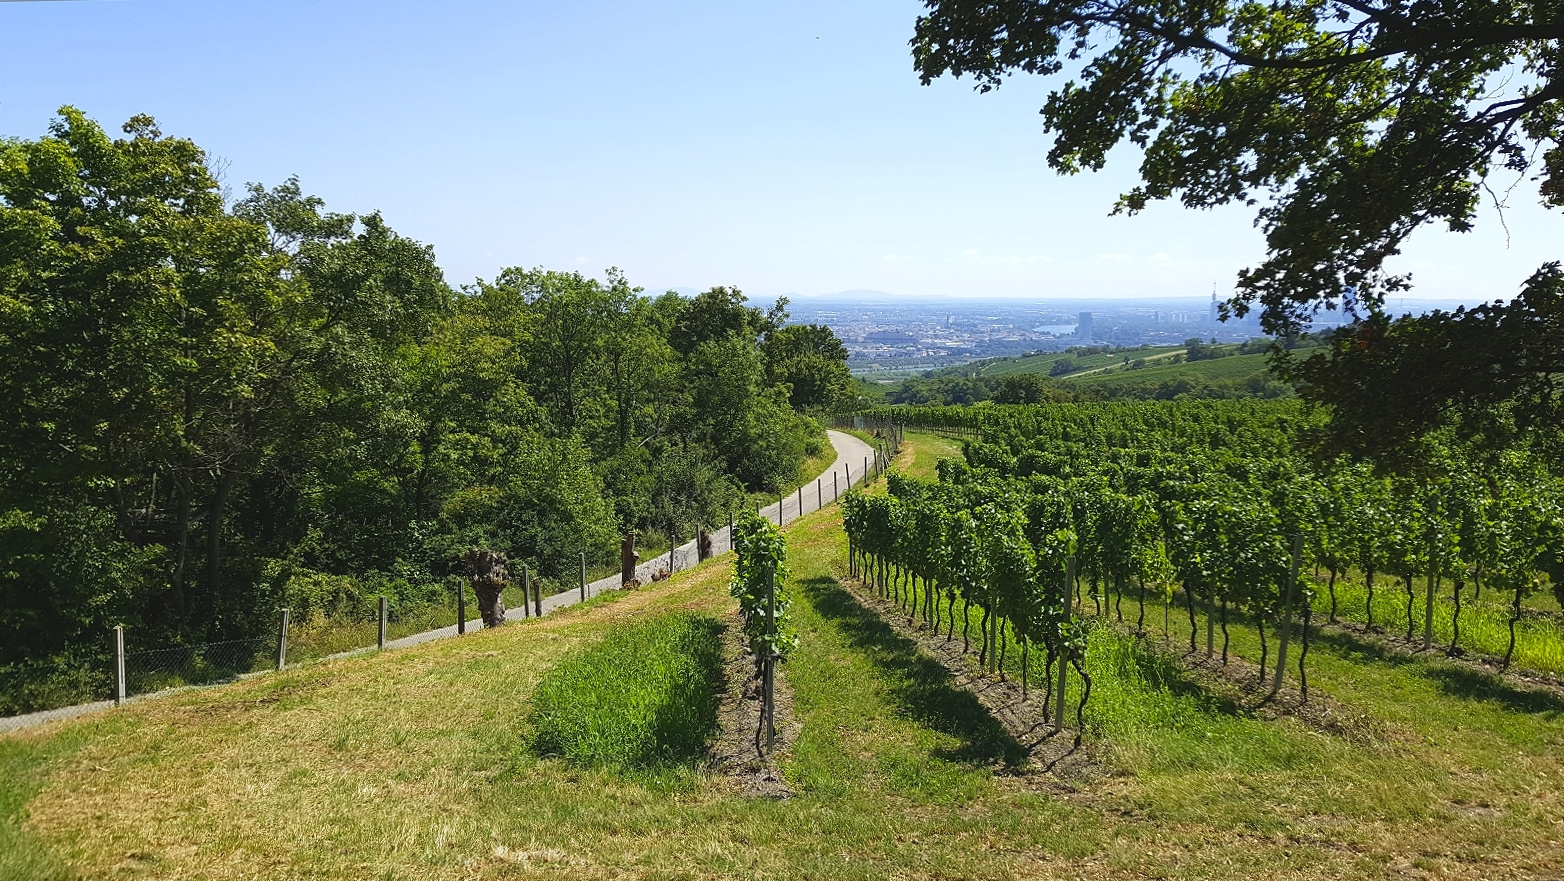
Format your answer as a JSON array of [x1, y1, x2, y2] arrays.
[[527, 612, 723, 770], [0, 657, 110, 716]]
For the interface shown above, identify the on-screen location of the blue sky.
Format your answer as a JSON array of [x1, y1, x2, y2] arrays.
[[1, 0, 1557, 303]]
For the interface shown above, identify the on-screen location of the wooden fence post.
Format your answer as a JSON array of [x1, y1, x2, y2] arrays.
[[276, 608, 290, 671], [531, 565, 542, 618], [113, 625, 126, 706], [378, 596, 387, 649]]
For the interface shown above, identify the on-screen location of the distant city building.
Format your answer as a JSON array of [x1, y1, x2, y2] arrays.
[[1076, 311, 1094, 339], [864, 330, 918, 345], [1210, 290, 1222, 324]]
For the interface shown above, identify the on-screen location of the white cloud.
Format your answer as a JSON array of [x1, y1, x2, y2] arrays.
[[881, 254, 899, 262]]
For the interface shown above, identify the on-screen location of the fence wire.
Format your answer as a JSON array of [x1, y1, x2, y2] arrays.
[[124, 637, 276, 697], [4, 430, 879, 722]]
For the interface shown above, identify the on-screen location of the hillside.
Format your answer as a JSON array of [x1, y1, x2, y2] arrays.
[[930, 345, 1187, 379], [1065, 351, 1276, 389], [3, 431, 1562, 879]]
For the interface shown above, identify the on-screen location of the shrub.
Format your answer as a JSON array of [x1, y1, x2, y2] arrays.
[[527, 612, 723, 770]]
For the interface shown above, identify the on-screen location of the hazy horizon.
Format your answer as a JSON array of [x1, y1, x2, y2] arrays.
[[3, 0, 1555, 307]]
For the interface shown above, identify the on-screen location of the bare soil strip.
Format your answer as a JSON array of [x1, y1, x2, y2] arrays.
[[708, 610, 797, 798]]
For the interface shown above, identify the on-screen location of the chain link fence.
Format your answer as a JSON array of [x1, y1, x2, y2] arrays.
[[2, 430, 885, 725]]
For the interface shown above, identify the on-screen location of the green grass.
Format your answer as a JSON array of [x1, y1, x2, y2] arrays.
[[4, 452, 1564, 878], [956, 346, 1187, 378], [1313, 575, 1564, 676], [526, 611, 723, 773], [1065, 351, 1274, 388]]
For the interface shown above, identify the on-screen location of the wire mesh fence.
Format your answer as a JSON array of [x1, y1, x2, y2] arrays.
[[0, 657, 112, 717], [2, 430, 884, 723]]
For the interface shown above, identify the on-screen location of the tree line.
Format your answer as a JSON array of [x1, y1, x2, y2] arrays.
[[0, 109, 855, 676]]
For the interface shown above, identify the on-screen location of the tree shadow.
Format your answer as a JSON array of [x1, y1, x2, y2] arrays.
[[1311, 626, 1564, 717], [800, 576, 1029, 769]]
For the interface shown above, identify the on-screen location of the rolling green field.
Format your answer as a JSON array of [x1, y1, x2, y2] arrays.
[[947, 345, 1187, 378], [1064, 351, 1273, 388], [2, 432, 1561, 880]]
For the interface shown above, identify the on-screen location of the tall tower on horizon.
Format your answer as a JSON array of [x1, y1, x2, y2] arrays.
[[1210, 285, 1222, 324]]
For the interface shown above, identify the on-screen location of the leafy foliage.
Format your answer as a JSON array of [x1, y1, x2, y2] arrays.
[[0, 109, 834, 682]]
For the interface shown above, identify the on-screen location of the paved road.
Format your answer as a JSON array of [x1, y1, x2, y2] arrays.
[[0, 429, 881, 734]]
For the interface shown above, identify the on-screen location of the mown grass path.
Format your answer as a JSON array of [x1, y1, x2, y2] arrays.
[[1, 431, 1561, 879]]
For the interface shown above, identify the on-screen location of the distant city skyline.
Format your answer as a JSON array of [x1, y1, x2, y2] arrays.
[[2, 0, 1555, 304]]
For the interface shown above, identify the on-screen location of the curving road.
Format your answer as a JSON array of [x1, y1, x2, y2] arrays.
[[0, 430, 880, 733], [521, 428, 876, 619]]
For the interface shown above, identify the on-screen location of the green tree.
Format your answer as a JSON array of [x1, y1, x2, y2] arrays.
[[761, 323, 855, 410], [912, 0, 1563, 456]]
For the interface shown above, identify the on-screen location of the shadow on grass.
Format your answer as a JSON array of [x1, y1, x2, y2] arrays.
[[1311, 626, 1564, 716], [799, 576, 1029, 769]]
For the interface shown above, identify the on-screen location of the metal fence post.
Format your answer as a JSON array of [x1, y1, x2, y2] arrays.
[[457, 582, 467, 635], [816, 477, 822, 511], [113, 625, 126, 706], [579, 551, 587, 602], [276, 608, 290, 671], [777, 494, 783, 526], [797, 485, 803, 517], [520, 564, 530, 618], [378, 596, 387, 649], [834, 470, 839, 501], [863, 456, 868, 484], [669, 528, 676, 575]]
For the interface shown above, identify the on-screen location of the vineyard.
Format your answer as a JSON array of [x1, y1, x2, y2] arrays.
[[842, 400, 1564, 724], [5, 413, 1564, 879]]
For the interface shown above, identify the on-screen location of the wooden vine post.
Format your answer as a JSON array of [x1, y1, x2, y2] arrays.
[[1272, 535, 1303, 695], [731, 509, 792, 759], [1055, 556, 1074, 730], [764, 566, 776, 751]]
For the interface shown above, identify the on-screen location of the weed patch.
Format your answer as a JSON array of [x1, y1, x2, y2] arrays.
[[526, 611, 723, 772]]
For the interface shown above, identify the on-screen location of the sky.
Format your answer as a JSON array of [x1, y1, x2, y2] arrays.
[[1, 0, 1558, 304]]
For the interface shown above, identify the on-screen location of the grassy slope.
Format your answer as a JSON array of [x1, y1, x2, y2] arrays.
[[948, 346, 1186, 379], [2, 431, 1561, 879], [1065, 351, 1273, 388]]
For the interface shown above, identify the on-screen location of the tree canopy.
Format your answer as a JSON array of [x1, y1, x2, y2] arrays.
[[0, 109, 846, 687], [912, 0, 1562, 459]]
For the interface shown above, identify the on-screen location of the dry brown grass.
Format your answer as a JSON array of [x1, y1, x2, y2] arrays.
[[5, 464, 1564, 880]]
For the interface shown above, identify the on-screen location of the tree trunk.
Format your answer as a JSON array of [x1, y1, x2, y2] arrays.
[[204, 469, 239, 621]]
